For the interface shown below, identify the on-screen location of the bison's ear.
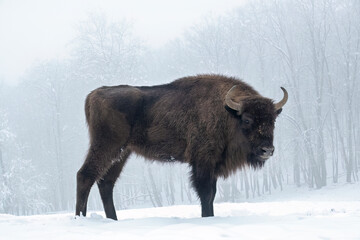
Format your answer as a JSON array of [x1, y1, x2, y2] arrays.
[[276, 108, 283, 115]]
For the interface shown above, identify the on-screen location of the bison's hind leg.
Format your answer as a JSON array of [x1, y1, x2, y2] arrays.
[[75, 142, 123, 218], [97, 148, 131, 220]]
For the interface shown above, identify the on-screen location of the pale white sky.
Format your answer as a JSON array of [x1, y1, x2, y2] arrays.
[[0, 0, 247, 85]]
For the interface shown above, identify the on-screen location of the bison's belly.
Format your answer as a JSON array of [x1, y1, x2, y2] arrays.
[[129, 140, 186, 163], [128, 126, 187, 162]]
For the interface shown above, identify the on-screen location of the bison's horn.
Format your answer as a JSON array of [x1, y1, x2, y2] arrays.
[[225, 85, 244, 113], [274, 87, 288, 111]]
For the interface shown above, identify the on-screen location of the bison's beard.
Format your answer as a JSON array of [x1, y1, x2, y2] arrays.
[[247, 152, 267, 169]]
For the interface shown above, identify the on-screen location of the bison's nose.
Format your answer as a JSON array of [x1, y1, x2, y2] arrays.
[[261, 146, 274, 158]]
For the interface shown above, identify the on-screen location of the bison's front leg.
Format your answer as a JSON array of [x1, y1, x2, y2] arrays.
[[191, 164, 217, 217]]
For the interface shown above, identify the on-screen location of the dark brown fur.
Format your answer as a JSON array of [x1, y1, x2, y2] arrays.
[[76, 74, 284, 219]]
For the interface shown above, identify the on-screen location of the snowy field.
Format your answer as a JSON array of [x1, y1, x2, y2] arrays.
[[1, 183, 359, 240]]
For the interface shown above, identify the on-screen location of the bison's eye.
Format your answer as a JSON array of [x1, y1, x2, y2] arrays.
[[241, 114, 253, 128]]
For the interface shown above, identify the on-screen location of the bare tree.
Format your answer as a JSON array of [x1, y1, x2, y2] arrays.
[[73, 13, 144, 87]]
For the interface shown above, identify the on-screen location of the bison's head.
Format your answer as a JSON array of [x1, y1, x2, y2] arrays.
[[225, 86, 288, 168]]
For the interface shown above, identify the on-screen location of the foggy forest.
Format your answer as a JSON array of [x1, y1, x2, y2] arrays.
[[0, 0, 359, 216]]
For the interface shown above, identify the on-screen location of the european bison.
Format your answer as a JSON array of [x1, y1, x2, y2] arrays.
[[76, 74, 288, 219]]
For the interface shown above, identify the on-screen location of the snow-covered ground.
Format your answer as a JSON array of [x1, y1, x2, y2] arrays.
[[1, 183, 360, 240]]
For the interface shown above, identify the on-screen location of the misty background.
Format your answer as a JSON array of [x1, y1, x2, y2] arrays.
[[0, 0, 359, 215]]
